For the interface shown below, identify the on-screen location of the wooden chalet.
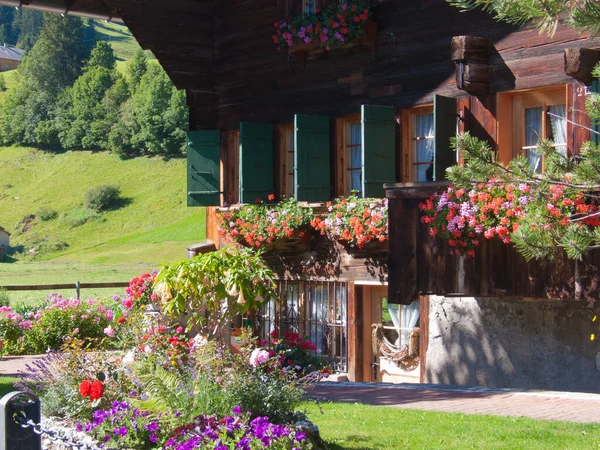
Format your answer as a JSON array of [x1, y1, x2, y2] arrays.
[[7, 0, 600, 391]]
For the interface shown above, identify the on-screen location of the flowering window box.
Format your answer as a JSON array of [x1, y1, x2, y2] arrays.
[[274, 1, 375, 63], [288, 20, 377, 63]]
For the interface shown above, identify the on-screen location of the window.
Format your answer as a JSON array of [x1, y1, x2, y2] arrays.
[[402, 106, 433, 182], [382, 298, 420, 346], [336, 115, 362, 196], [278, 124, 295, 198], [412, 108, 434, 182], [303, 0, 316, 14], [400, 96, 457, 183], [258, 280, 348, 373], [498, 86, 567, 170]]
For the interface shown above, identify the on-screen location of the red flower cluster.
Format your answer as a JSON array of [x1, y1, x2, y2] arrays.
[[79, 379, 103, 401], [123, 272, 157, 310], [138, 322, 192, 370], [273, 0, 371, 51], [217, 196, 312, 249], [419, 182, 600, 257], [312, 194, 388, 248]]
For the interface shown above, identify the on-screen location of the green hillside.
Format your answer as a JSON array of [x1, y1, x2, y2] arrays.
[[92, 20, 144, 61], [0, 146, 205, 266]]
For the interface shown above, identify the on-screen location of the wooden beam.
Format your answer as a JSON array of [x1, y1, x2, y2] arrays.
[[564, 47, 600, 85], [451, 36, 490, 63]]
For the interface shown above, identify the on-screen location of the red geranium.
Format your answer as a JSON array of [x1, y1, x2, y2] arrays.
[[79, 379, 92, 398], [90, 380, 104, 401]]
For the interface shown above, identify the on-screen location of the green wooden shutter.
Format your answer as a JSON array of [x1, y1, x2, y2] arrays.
[[433, 94, 458, 181], [239, 122, 274, 203], [187, 130, 220, 207], [593, 80, 600, 146], [362, 104, 396, 198], [294, 114, 330, 202]]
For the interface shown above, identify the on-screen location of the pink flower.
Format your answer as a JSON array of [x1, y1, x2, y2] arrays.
[[249, 348, 270, 367], [103, 325, 115, 338], [176, 326, 184, 334], [123, 298, 134, 309]]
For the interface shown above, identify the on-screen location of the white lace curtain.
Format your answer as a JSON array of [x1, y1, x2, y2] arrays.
[[415, 114, 434, 182], [525, 107, 543, 173], [549, 104, 567, 158], [387, 301, 420, 346]]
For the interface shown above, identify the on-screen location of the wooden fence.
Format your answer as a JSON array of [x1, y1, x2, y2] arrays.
[[0, 282, 129, 299]]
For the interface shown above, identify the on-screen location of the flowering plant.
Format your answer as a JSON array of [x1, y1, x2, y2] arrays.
[[165, 408, 310, 450], [273, 0, 372, 51], [123, 272, 158, 310], [77, 401, 166, 449], [419, 182, 600, 257], [312, 194, 388, 248], [217, 196, 312, 249]]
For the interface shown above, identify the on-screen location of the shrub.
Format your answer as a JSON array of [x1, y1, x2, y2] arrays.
[[37, 207, 58, 221], [59, 208, 103, 228], [0, 289, 9, 307], [83, 184, 122, 212], [23, 234, 69, 257]]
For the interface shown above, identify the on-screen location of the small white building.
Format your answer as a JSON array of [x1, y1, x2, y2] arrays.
[[0, 226, 10, 247]]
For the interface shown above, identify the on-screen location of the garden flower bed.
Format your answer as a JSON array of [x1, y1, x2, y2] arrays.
[[11, 248, 328, 449]]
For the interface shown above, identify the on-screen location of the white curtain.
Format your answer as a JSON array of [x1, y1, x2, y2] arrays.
[[415, 114, 434, 182], [549, 104, 567, 158], [400, 301, 420, 345], [525, 107, 543, 173], [387, 301, 420, 346], [350, 123, 362, 195]]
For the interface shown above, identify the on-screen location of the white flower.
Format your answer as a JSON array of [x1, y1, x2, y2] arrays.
[[122, 350, 135, 366]]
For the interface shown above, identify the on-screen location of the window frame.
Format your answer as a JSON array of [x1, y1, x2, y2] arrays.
[[400, 105, 434, 182], [497, 85, 568, 167], [303, 0, 316, 14], [277, 123, 295, 199], [335, 114, 362, 196]]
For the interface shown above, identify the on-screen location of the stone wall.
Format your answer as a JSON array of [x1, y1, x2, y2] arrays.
[[426, 296, 600, 393]]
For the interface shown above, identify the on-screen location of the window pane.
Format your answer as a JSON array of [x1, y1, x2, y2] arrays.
[[548, 104, 567, 158], [525, 107, 542, 147], [414, 113, 434, 182], [349, 122, 362, 195], [304, 1, 315, 13]]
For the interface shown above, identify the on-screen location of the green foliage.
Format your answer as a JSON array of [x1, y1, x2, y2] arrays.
[[155, 246, 277, 339], [126, 49, 148, 92], [11, 9, 43, 50], [109, 63, 187, 158], [0, 74, 6, 92], [37, 207, 57, 221], [0, 288, 9, 307], [449, 0, 600, 36], [21, 234, 69, 257], [86, 41, 116, 70], [83, 184, 122, 212], [59, 208, 103, 228]]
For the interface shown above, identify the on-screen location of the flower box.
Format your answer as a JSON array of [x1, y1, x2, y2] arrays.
[[289, 20, 377, 63]]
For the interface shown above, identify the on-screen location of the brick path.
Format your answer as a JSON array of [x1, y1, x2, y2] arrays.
[[4, 355, 600, 423], [308, 382, 600, 423]]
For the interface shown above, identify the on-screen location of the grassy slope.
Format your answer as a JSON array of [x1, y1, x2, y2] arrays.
[[305, 402, 600, 449], [0, 147, 205, 303], [92, 20, 144, 62]]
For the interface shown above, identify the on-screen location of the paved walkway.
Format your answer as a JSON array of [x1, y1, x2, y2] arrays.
[[4, 355, 600, 423]]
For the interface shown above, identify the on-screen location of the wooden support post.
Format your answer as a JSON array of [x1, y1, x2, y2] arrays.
[[385, 182, 450, 304], [564, 47, 600, 85], [347, 281, 362, 381]]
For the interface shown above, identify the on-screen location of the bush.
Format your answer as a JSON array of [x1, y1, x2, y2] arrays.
[[0, 289, 9, 307], [37, 207, 58, 221], [23, 234, 69, 257], [83, 185, 122, 212], [59, 208, 103, 228]]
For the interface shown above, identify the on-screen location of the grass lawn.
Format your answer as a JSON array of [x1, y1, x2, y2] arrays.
[[0, 376, 17, 399], [304, 402, 600, 449]]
